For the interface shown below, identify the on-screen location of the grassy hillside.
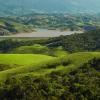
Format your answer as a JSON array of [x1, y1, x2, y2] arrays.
[[0, 52, 99, 81], [0, 29, 100, 53], [0, 29, 100, 99], [0, 54, 56, 81], [0, 52, 99, 99], [1, 13, 100, 36], [0, 54, 54, 67], [0, 17, 35, 35], [11, 44, 49, 54]]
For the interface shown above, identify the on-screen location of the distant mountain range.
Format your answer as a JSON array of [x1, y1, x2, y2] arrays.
[[0, 0, 100, 16]]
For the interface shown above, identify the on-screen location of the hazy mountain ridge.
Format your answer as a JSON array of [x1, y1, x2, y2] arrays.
[[0, 0, 100, 16]]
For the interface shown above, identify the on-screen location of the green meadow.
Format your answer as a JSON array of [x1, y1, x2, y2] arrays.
[[0, 54, 54, 66], [0, 52, 99, 82], [0, 30, 100, 99]]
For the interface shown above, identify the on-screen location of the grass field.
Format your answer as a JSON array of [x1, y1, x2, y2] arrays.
[[0, 52, 100, 82], [0, 54, 54, 66]]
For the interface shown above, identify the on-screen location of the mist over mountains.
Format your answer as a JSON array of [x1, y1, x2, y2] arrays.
[[0, 0, 100, 16]]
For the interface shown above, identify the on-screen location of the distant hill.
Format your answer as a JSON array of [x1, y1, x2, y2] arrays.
[[0, 0, 100, 16], [0, 14, 100, 35], [0, 29, 100, 53], [46, 29, 100, 52]]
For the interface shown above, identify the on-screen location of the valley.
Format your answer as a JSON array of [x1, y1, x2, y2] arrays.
[[0, 13, 100, 36], [0, 28, 100, 100], [0, 0, 100, 100]]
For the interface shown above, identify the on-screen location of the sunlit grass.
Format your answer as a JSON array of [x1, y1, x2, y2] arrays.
[[0, 52, 99, 82]]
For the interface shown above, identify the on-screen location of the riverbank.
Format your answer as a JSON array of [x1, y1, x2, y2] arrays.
[[0, 29, 83, 37]]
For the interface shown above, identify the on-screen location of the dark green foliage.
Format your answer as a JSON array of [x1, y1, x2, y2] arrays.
[[46, 29, 100, 52], [0, 58, 99, 100], [0, 38, 47, 53], [0, 29, 100, 53], [88, 58, 100, 71], [0, 64, 11, 71], [0, 29, 100, 100], [4, 22, 17, 33]]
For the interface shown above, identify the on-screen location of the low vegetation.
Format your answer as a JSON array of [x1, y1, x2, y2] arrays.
[[0, 52, 99, 100], [0, 17, 35, 35], [0, 29, 99, 100], [0, 13, 100, 35]]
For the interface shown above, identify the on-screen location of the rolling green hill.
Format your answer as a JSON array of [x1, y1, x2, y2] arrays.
[[11, 44, 49, 54], [0, 13, 100, 36], [0, 29, 100, 99], [0, 54, 56, 81], [0, 54, 54, 68], [0, 52, 99, 82], [0, 29, 100, 53], [0, 18, 35, 35], [0, 52, 99, 99]]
